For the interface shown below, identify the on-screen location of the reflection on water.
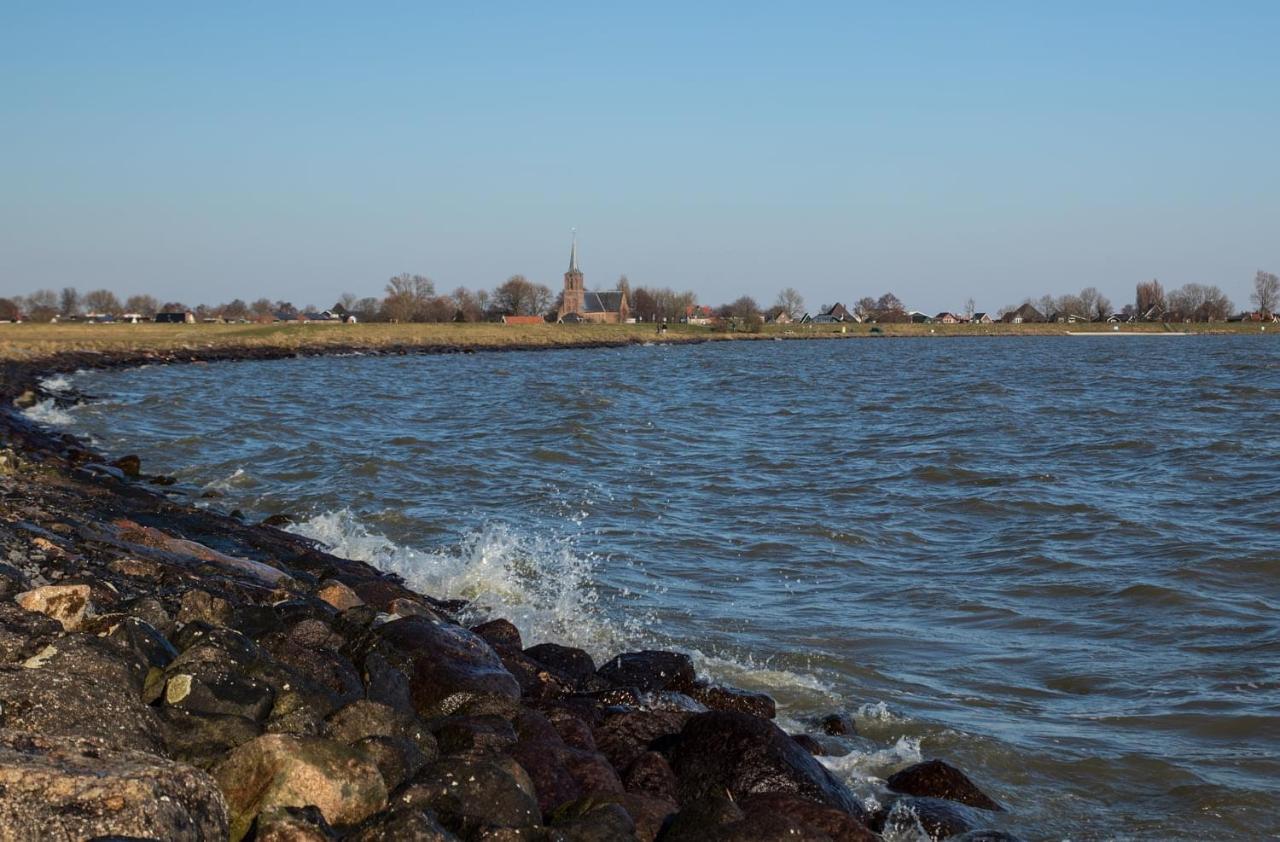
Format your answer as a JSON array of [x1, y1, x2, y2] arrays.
[[61, 337, 1280, 838]]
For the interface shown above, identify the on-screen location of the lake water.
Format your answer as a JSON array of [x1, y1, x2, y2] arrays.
[[51, 336, 1280, 839]]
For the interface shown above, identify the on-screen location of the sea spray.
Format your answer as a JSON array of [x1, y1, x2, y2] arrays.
[[22, 398, 75, 427]]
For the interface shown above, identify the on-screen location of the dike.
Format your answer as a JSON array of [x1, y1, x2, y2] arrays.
[[0, 347, 1017, 841]]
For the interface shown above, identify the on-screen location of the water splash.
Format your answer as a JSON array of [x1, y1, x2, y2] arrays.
[[22, 399, 74, 427], [202, 467, 249, 493]]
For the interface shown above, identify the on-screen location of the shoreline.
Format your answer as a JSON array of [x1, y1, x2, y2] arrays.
[[3, 344, 1026, 839]]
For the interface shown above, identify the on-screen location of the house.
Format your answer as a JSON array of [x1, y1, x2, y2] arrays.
[[908, 311, 933, 324], [557, 233, 630, 323], [971, 312, 993, 324], [1106, 312, 1133, 324], [766, 308, 794, 325], [120, 312, 146, 324], [1047, 311, 1089, 324], [1000, 303, 1045, 324], [812, 303, 857, 323], [155, 311, 195, 324], [934, 312, 961, 324], [684, 305, 714, 325], [502, 315, 546, 325]]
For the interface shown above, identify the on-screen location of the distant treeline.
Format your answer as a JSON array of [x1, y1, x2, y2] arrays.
[[1, 270, 1275, 324]]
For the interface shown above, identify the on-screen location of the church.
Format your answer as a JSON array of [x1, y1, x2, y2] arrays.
[[557, 234, 630, 323]]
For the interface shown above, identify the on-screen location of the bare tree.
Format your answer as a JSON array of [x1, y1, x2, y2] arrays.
[[220, 299, 248, 321], [60, 287, 81, 316], [382, 274, 435, 322], [1253, 270, 1279, 316], [775, 287, 805, 319], [492, 275, 551, 316], [25, 289, 58, 321], [83, 289, 121, 315], [1136, 279, 1166, 319], [124, 294, 159, 317], [874, 292, 906, 322], [250, 299, 274, 320], [854, 297, 877, 319], [962, 298, 976, 320], [451, 287, 484, 322]]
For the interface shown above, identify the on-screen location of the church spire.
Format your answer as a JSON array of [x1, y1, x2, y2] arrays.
[[568, 228, 579, 273]]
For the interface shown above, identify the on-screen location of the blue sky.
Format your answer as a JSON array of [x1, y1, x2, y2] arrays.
[[2, 2, 1276, 312]]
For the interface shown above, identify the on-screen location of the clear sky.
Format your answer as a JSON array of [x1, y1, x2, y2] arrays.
[[2, 2, 1277, 313]]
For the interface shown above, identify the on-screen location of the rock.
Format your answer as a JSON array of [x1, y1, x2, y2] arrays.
[[386, 597, 448, 622], [500, 649, 575, 701], [665, 712, 865, 820], [820, 713, 856, 736], [545, 708, 596, 751], [316, 580, 364, 611], [873, 796, 985, 839], [111, 454, 142, 477], [593, 708, 694, 772], [0, 600, 63, 663], [212, 734, 388, 841], [524, 643, 597, 687], [510, 709, 623, 814], [688, 683, 776, 719], [354, 735, 427, 791], [790, 734, 825, 756], [254, 804, 336, 841], [177, 589, 233, 627], [0, 562, 31, 600], [597, 650, 696, 694], [158, 706, 263, 768], [0, 637, 163, 753], [161, 643, 276, 723], [0, 730, 228, 840], [324, 699, 436, 755], [434, 714, 518, 758], [656, 794, 746, 841], [103, 615, 179, 669], [398, 757, 541, 836], [15, 583, 92, 630], [741, 794, 878, 841], [622, 751, 678, 801], [347, 807, 458, 841], [121, 595, 173, 635], [619, 792, 677, 842], [886, 759, 1004, 811], [471, 618, 523, 652], [359, 616, 521, 718], [262, 513, 296, 527]]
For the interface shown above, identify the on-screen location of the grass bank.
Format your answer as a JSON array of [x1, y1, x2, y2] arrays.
[[0, 319, 1271, 361]]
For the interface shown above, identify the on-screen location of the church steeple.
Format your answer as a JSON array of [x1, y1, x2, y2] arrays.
[[559, 228, 585, 321], [568, 229, 579, 273]]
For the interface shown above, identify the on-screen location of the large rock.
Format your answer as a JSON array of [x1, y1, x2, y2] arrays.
[[873, 796, 986, 839], [509, 710, 623, 814], [0, 730, 228, 840], [886, 759, 1004, 811], [594, 708, 695, 772], [347, 807, 458, 841], [212, 734, 388, 841], [658, 793, 831, 841], [665, 712, 864, 819], [524, 643, 598, 687], [741, 794, 878, 841], [15, 583, 92, 630], [0, 600, 63, 663], [358, 616, 520, 717], [397, 757, 541, 836], [688, 683, 776, 720], [597, 650, 696, 693]]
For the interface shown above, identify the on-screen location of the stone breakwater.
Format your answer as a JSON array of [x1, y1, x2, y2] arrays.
[[0, 349, 1019, 841]]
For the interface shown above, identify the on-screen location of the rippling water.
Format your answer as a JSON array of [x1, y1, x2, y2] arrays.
[[53, 337, 1280, 839]]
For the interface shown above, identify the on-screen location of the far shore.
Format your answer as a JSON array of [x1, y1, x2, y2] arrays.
[[0, 319, 1272, 363]]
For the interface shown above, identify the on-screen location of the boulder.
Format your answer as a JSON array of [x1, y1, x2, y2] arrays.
[[622, 751, 678, 801], [873, 796, 985, 839], [471, 618, 523, 652], [397, 757, 541, 836], [790, 734, 825, 756], [886, 759, 1004, 811], [212, 734, 388, 841], [161, 643, 276, 723], [597, 651, 696, 693], [15, 583, 92, 630], [158, 706, 263, 768], [665, 712, 864, 819], [619, 792, 677, 842], [434, 714, 518, 758], [354, 734, 428, 791], [111, 454, 142, 478], [819, 713, 856, 736], [0, 600, 63, 663], [500, 649, 575, 701], [359, 616, 520, 718], [657, 793, 831, 841], [510, 710, 624, 814], [316, 580, 364, 612], [0, 730, 228, 840], [524, 643, 597, 687], [347, 807, 458, 841], [324, 699, 436, 757], [688, 683, 776, 719], [741, 794, 878, 841], [549, 800, 638, 841], [254, 804, 336, 841], [593, 708, 695, 772]]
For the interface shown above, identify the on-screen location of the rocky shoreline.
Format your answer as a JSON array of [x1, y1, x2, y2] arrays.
[[0, 347, 1019, 841]]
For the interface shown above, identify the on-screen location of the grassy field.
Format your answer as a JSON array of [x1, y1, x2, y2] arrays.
[[0, 319, 1271, 361]]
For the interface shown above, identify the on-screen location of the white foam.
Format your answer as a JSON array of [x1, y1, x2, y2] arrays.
[[38, 374, 75, 393], [203, 467, 248, 492], [22, 399, 74, 427], [819, 735, 924, 782], [287, 509, 627, 656]]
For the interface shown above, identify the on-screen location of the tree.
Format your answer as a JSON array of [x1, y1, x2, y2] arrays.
[[774, 288, 805, 320], [492, 275, 551, 316], [632, 288, 658, 321], [854, 297, 877, 319], [451, 287, 484, 322], [1136, 279, 1166, 319], [381, 274, 435, 322], [1253, 270, 1279, 316], [874, 292, 906, 322], [963, 298, 976, 320], [250, 299, 274, 320], [25, 289, 58, 322], [161, 301, 189, 314], [617, 275, 631, 300], [124, 294, 159, 317], [220, 298, 248, 321], [724, 296, 760, 319], [83, 289, 121, 315], [352, 297, 381, 322], [0, 299, 21, 321], [60, 287, 80, 317], [1169, 283, 1231, 322]]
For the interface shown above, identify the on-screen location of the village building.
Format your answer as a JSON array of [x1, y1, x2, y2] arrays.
[[934, 312, 961, 324], [971, 312, 993, 324], [1001, 303, 1045, 324], [557, 234, 630, 323], [812, 303, 858, 324], [155, 311, 195, 324]]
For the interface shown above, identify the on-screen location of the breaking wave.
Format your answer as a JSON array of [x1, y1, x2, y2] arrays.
[[22, 399, 75, 427]]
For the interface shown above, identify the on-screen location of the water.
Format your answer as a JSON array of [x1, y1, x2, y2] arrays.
[[51, 338, 1280, 839]]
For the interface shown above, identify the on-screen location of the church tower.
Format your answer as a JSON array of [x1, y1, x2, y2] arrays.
[[559, 230, 585, 320]]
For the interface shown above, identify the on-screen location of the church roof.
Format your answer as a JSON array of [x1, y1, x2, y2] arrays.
[[582, 291, 624, 313]]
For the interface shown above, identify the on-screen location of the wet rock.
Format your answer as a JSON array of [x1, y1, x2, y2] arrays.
[[687, 683, 776, 719], [471, 618, 523, 652], [524, 642, 597, 687], [501, 649, 575, 701], [161, 643, 276, 723], [741, 793, 878, 841], [121, 595, 173, 635], [623, 751, 678, 801], [254, 804, 336, 841], [361, 650, 416, 714], [0, 600, 63, 663], [262, 513, 297, 527], [434, 714, 518, 758], [665, 711, 864, 819], [263, 634, 364, 707], [0, 637, 162, 753], [820, 713, 856, 736], [873, 796, 985, 839], [886, 759, 1004, 811], [0, 730, 228, 840], [656, 794, 751, 841], [15, 582, 92, 630], [213, 733, 388, 841], [511, 709, 624, 814], [0, 562, 30, 600], [597, 650, 696, 694], [324, 699, 435, 752], [545, 708, 596, 751], [177, 589, 233, 627], [347, 807, 458, 841], [593, 708, 694, 772], [355, 734, 428, 791], [397, 757, 541, 836], [317, 579, 364, 611], [954, 831, 1026, 841], [103, 615, 179, 669], [790, 733, 826, 756], [549, 800, 637, 841], [359, 615, 521, 718], [111, 454, 142, 478], [619, 792, 677, 842]]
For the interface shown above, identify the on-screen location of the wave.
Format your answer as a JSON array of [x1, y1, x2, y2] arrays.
[[22, 398, 75, 427], [39, 373, 76, 393]]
